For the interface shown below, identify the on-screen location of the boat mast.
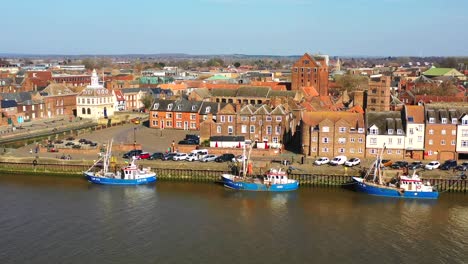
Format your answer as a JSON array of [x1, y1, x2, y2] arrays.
[[242, 143, 247, 178]]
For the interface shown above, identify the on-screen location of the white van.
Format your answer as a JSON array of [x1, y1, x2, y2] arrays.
[[330, 155, 347, 166], [190, 149, 208, 160]]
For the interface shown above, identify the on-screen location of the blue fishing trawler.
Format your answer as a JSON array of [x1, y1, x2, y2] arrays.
[[352, 145, 438, 199], [84, 139, 157, 185], [221, 143, 299, 192]]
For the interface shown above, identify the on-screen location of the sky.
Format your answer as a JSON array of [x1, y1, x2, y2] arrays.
[[1, 0, 468, 56]]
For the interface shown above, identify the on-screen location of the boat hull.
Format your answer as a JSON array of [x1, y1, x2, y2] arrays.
[[352, 177, 439, 199], [84, 172, 157, 185], [222, 174, 299, 192]]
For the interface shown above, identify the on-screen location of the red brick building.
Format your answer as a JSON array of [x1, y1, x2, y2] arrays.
[[291, 53, 329, 96], [424, 106, 459, 160], [150, 98, 203, 130]]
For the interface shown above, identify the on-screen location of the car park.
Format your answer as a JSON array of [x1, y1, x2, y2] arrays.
[[407, 161, 424, 170], [330, 155, 347, 166], [123, 149, 143, 159], [215, 153, 235, 162], [173, 153, 188, 161], [137, 152, 151, 160], [201, 154, 217, 162], [425, 161, 441, 170], [440, 159, 457, 170], [390, 161, 408, 169], [456, 162, 468, 171], [148, 152, 165, 160], [344, 158, 361, 167], [314, 157, 330, 166]]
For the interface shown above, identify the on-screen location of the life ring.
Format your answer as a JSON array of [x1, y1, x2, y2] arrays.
[[416, 185, 421, 190], [32, 159, 38, 166]]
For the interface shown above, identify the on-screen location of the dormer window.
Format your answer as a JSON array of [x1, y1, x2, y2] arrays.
[[153, 103, 159, 110], [463, 119, 468, 125], [167, 104, 173, 111], [205, 106, 211, 114], [429, 117, 435, 123], [452, 118, 458, 124], [177, 105, 181, 110], [191, 105, 196, 111], [388, 129, 394, 135], [397, 129, 403, 135], [441, 118, 447, 124], [370, 128, 379, 135]]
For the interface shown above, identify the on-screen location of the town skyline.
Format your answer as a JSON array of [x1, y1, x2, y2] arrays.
[[2, 0, 468, 56]]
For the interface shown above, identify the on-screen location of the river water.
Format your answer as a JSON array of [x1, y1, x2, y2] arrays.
[[0, 175, 467, 264]]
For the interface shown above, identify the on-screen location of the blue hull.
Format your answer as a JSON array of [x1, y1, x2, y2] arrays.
[[353, 178, 438, 199], [85, 174, 157, 185], [222, 175, 299, 192]]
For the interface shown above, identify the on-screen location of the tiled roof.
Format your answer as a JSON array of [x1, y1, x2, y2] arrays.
[[366, 111, 404, 135], [302, 111, 364, 128], [1, 99, 17, 108], [405, 105, 424, 123], [40, 83, 75, 96]]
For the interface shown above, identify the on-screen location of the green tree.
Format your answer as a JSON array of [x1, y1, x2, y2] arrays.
[[335, 74, 369, 92], [140, 94, 154, 111], [234, 62, 241, 68], [206, 58, 224, 67], [81, 58, 96, 69]]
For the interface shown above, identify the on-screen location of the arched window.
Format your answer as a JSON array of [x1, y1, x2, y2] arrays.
[[87, 108, 91, 115], [82, 108, 85, 114]]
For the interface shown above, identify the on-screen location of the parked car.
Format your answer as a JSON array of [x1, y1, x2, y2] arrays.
[[66, 137, 75, 141], [456, 162, 468, 171], [232, 155, 247, 163], [381, 159, 393, 167], [200, 154, 217, 162], [123, 149, 143, 159], [137, 152, 151, 160], [330, 155, 347, 166], [162, 153, 177, 161], [407, 161, 424, 170], [215, 153, 235, 162], [191, 149, 208, 160], [131, 117, 141, 124], [54, 140, 64, 144], [314, 157, 330, 166], [89, 142, 98, 147], [425, 161, 441, 170], [186, 153, 199, 162], [173, 153, 188, 161], [72, 145, 81, 149], [65, 142, 75, 146], [440, 159, 457, 170], [345, 158, 361, 167], [185, 134, 200, 141], [149, 152, 165, 160], [48, 148, 59, 153], [78, 138, 88, 143], [178, 139, 198, 145], [391, 161, 408, 169]]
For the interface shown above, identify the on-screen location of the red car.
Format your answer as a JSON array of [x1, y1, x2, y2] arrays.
[[137, 152, 150, 159]]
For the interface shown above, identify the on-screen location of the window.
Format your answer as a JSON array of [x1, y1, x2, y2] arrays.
[[388, 138, 393, 145], [358, 128, 365, 133], [241, 116, 248, 121], [166, 121, 172, 127], [205, 106, 211, 113], [166, 113, 172, 118], [272, 137, 279, 143], [220, 116, 225, 123], [409, 138, 413, 144], [322, 126, 330, 132], [338, 138, 346, 144], [32, 105, 35, 111], [441, 118, 447, 124], [217, 126, 221, 133], [266, 116, 272, 122], [428, 150, 433, 156], [276, 116, 282, 122], [441, 140, 446, 145], [388, 129, 394, 134], [322, 137, 329, 143], [339, 127, 346, 133], [463, 119, 468, 125], [397, 150, 401, 154], [250, 116, 256, 121], [190, 114, 196, 120], [461, 140, 468, 147], [452, 130, 457, 135], [441, 130, 446, 135], [228, 126, 234, 134], [350, 148, 355, 153], [152, 120, 158, 126], [250, 125, 255, 133], [153, 103, 159, 110], [429, 117, 435, 124], [429, 139, 433, 145], [397, 138, 402, 145], [241, 125, 247, 133], [312, 137, 317, 142], [452, 140, 456, 146], [267, 126, 272, 135], [275, 126, 281, 135], [370, 128, 378, 135], [397, 129, 403, 135], [176, 121, 182, 128], [429, 129, 434, 135], [370, 149, 377, 154], [358, 138, 363, 143], [191, 105, 196, 111], [339, 148, 345, 153], [312, 147, 317, 152], [22, 106, 26, 111], [370, 138, 377, 145], [322, 148, 329, 153], [228, 116, 233, 123], [418, 136, 423, 142], [87, 108, 91, 115], [452, 118, 457, 124], [387, 149, 392, 154], [350, 138, 355, 143], [462, 130, 468, 137], [176, 113, 182, 119], [358, 148, 363, 153], [82, 108, 85, 114], [167, 104, 173, 111], [409, 128, 414, 135]]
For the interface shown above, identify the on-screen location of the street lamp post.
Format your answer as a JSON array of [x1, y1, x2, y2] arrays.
[[133, 127, 137, 150]]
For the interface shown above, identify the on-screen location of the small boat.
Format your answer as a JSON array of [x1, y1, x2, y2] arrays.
[[352, 145, 438, 199], [84, 139, 157, 185], [221, 143, 299, 192]]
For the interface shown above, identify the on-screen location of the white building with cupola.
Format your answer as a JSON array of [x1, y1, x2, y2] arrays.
[[76, 69, 114, 120]]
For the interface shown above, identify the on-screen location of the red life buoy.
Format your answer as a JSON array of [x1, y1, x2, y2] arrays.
[[416, 185, 421, 190]]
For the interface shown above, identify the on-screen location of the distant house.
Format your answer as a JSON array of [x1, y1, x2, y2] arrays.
[[366, 111, 406, 159], [423, 68, 465, 81], [40, 83, 77, 118], [149, 98, 202, 130]]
